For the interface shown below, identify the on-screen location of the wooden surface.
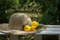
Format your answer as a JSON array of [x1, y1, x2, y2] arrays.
[[36, 25, 60, 35], [1, 24, 60, 35], [35, 25, 60, 40], [1, 24, 60, 40]]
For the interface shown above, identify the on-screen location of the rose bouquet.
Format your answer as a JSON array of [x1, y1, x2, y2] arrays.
[[24, 21, 46, 32]]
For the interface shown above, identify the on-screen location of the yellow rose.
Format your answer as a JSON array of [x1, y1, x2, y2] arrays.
[[31, 25, 37, 28], [24, 25, 31, 31], [31, 26, 36, 31], [32, 21, 39, 27]]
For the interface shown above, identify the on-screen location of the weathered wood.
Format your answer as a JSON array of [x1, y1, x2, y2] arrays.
[[36, 25, 60, 35], [1, 25, 60, 40], [35, 25, 60, 40], [45, 25, 60, 28]]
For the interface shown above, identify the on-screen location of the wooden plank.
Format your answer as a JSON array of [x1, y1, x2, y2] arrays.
[[0, 32, 6, 35], [45, 25, 60, 28], [36, 31, 60, 35], [45, 28, 60, 31], [36, 25, 60, 35], [1, 25, 60, 35]]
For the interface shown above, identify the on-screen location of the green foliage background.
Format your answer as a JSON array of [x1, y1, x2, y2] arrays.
[[0, 0, 60, 25]]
